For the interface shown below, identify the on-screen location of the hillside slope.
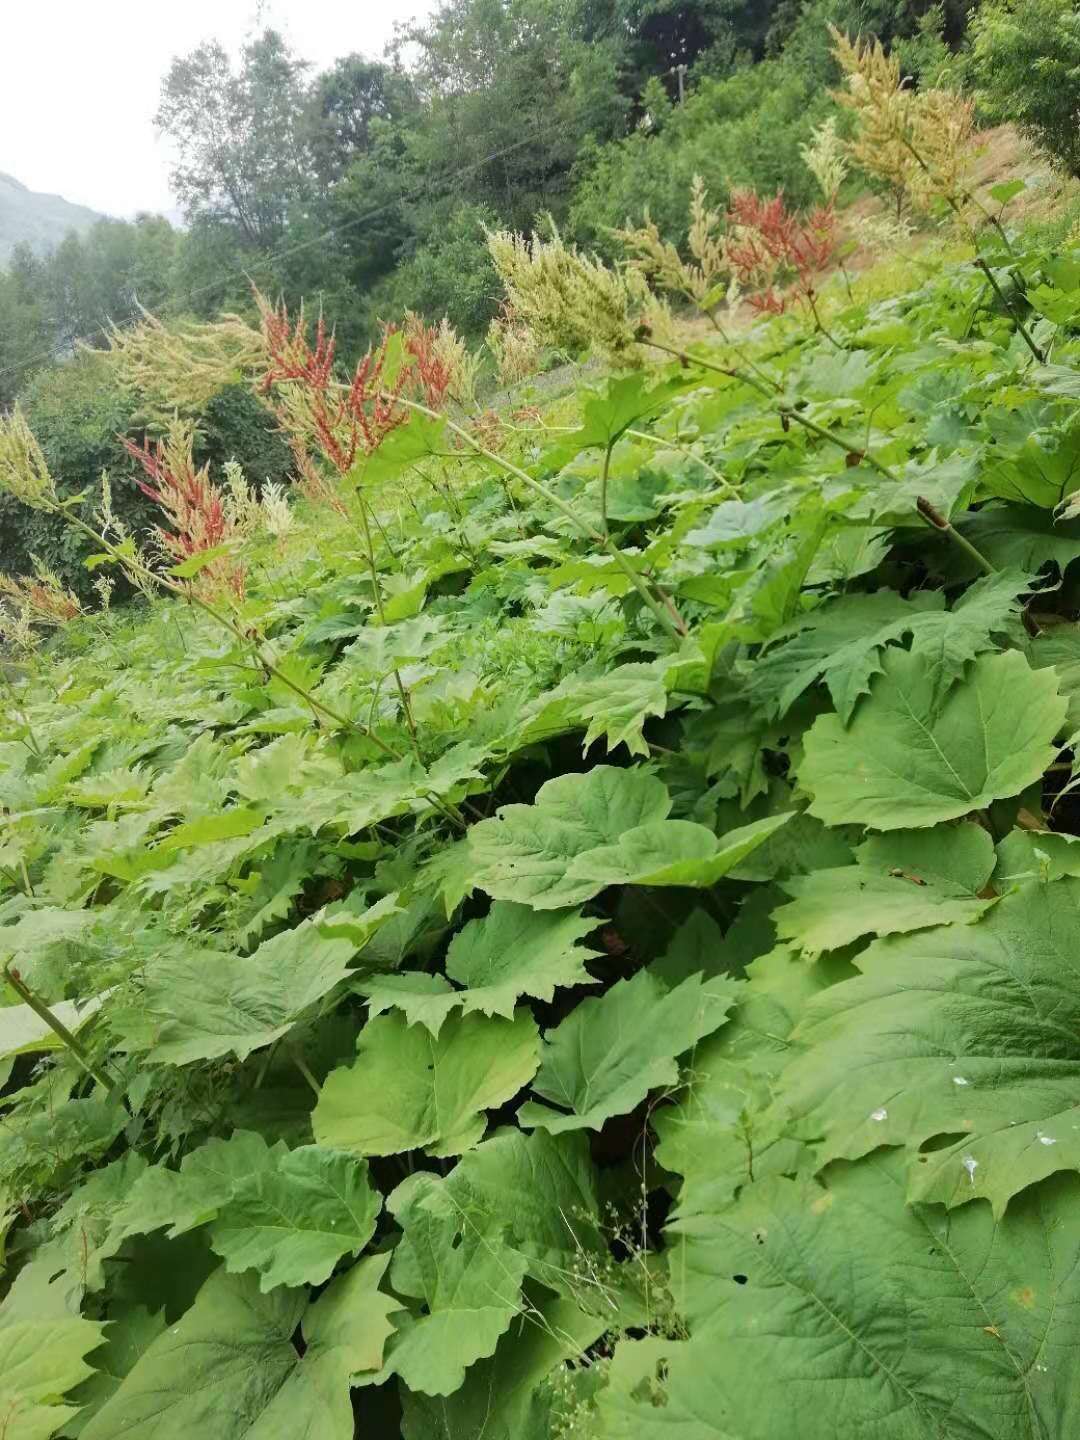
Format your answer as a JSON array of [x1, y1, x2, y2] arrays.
[[0, 171, 103, 261]]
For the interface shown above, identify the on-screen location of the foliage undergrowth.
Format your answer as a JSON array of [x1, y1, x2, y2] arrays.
[[6, 170, 1080, 1440]]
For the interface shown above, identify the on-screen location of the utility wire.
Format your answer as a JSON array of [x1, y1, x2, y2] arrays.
[[0, 119, 559, 388]]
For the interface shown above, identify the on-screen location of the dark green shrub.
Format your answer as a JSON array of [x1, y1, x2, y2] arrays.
[[0, 357, 291, 595], [569, 60, 830, 254]]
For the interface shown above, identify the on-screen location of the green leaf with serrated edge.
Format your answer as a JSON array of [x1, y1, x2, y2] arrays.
[[444, 902, 600, 1018], [61, 1305, 167, 1438], [0, 990, 109, 1061], [107, 1132, 283, 1249], [154, 808, 265, 853], [774, 868, 988, 957], [774, 850, 993, 954], [0, 1258, 104, 1440], [129, 904, 392, 1063], [540, 372, 690, 469], [566, 663, 670, 758], [356, 972, 461, 1036], [562, 812, 795, 900], [906, 568, 1033, 697], [519, 965, 740, 1134], [220, 1255, 401, 1440], [654, 1155, 1080, 1440], [465, 765, 668, 904], [468, 764, 791, 908], [313, 1009, 540, 1157], [799, 648, 1064, 831], [400, 1293, 605, 1440], [855, 821, 996, 892], [170, 544, 235, 578], [48, 1154, 150, 1293], [209, 1145, 381, 1291], [654, 946, 827, 1219], [380, 1172, 529, 1397], [749, 571, 1030, 725], [80, 1269, 306, 1440], [781, 878, 1080, 1215], [409, 1128, 606, 1299], [995, 829, 1080, 883]]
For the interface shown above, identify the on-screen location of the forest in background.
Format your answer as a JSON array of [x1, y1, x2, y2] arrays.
[[0, 0, 1069, 591]]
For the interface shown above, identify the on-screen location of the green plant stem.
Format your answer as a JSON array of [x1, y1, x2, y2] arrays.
[[292, 1049, 322, 1098], [624, 429, 739, 498], [3, 964, 116, 1092], [915, 496, 995, 576], [643, 338, 900, 481], [971, 258, 1044, 364], [897, 135, 1041, 359], [703, 308, 782, 391], [900, 134, 1016, 259], [355, 494, 421, 758], [394, 396, 686, 648], [59, 512, 468, 832], [599, 440, 615, 538]]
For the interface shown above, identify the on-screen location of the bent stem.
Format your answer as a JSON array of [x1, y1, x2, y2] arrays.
[[643, 337, 900, 482], [599, 440, 615, 537], [971, 257, 1044, 364], [355, 494, 421, 757], [915, 495, 995, 576], [57, 511, 468, 832], [4, 964, 116, 1092], [625, 429, 739, 499], [394, 396, 686, 647]]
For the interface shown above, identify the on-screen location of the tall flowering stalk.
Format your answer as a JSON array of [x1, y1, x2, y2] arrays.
[[725, 190, 838, 336], [0, 562, 83, 628], [616, 176, 730, 319], [0, 407, 57, 511], [121, 420, 247, 600], [830, 27, 1041, 360], [256, 294, 411, 476], [256, 292, 425, 750], [0, 409, 430, 782]]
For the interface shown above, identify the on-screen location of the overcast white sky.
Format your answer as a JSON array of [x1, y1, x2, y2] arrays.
[[1, 0, 433, 218]]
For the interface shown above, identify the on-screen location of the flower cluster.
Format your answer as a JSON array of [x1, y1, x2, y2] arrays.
[[402, 313, 479, 410], [0, 406, 58, 511], [486, 223, 666, 367], [0, 558, 83, 629], [256, 292, 412, 478], [830, 28, 975, 223], [800, 117, 849, 204], [104, 310, 267, 423], [486, 307, 543, 385], [122, 419, 246, 599], [725, 190, 837, 315], [617, 175, 730, 313]]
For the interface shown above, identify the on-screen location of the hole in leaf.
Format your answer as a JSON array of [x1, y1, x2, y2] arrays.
[[732, 1273, 748, 1285]]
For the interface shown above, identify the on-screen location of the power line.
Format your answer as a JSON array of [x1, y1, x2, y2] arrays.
[[0, 119, 558, 389]]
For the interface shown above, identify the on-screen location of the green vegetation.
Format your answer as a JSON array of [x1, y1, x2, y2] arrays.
[[4, 8, 1080, 1438], [5, 69, 1080, 1424], [968, 0, 1080, 178], [0, 0, 970, 402]]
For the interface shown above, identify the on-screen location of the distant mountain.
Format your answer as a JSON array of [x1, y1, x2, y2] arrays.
[[0, 173, 104, 263]]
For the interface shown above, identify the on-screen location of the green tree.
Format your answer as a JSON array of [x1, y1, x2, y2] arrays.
[[967, 0, 1080, 179], [304, 57, 419, 184], [156, 28, 310, 246]]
